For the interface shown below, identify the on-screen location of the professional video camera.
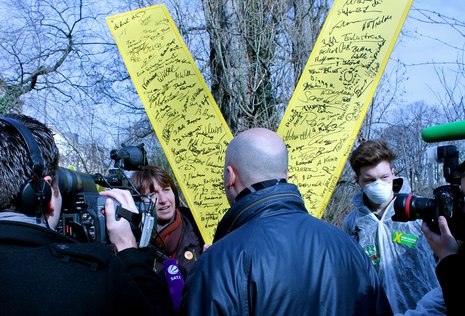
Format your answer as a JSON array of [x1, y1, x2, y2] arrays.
[[57, 143, 156, 246], [392, 144, 465, 240]]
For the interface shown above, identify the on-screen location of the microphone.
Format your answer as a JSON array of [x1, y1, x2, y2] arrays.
[[163, 259, 184, 313], [422, 120, 465, 142]]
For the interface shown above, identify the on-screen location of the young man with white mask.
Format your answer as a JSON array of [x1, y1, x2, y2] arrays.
[[343, 140, 445, 315]]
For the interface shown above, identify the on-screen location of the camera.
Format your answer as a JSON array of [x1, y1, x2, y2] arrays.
[[392, 145, 465, 239], [57, 143, 156, 245]]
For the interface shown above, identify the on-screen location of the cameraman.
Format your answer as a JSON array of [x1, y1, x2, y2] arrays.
[[0, 114, 174, 315], [422, 173, 465, 316]]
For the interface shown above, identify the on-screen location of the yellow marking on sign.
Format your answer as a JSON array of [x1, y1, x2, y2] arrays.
[[107, 5, 233, 243], [277, 0, 413, 218]]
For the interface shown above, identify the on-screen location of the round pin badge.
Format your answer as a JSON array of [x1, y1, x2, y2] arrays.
[[184, 250, 194, 260]]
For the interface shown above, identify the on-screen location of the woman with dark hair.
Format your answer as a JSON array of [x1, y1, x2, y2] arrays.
[[131, 165, 204, 278]]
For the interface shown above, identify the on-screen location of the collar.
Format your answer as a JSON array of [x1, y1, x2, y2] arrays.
[[214, 181, 302, 243], [234, 178, 287, 203], [0, 220, 73, 246], [0, 211, 47, 228]]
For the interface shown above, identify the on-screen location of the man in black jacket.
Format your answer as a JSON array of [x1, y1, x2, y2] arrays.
[[0, 113, 174, 315], [421, 169, 465, 316], [182, 128, 392, 315]]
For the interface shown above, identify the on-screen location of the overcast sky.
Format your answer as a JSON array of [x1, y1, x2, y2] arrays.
[[389, 0, 465, 105]]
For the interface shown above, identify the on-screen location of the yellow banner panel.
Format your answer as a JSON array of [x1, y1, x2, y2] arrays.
[[107, 5, 233, 243], [277, 0, 413, 218]]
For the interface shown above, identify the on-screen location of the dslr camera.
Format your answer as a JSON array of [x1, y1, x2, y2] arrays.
[[392, 145, 465, 239], [57, 143, 156, 246]]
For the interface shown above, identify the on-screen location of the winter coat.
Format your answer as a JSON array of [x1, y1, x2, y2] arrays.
[[153, 206, 204, 279], [0, 220, 174, 316], [182, 182, 392, 316], [435, 253, 465, 316]]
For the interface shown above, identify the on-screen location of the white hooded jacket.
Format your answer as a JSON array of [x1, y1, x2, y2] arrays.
[[343, 177, 444, 314]]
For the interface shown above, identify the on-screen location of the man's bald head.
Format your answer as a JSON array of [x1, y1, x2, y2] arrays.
[[224, 128, 288, 199]]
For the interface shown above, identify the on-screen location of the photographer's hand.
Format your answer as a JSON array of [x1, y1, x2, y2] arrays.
[[100, 189, 138, 252], [422, 216, 459, 260]]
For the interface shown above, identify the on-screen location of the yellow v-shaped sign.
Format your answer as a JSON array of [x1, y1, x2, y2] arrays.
[[107, 0, 413, 243]]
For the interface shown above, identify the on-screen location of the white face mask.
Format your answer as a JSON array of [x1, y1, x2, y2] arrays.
[[363, 180, 392, 205]]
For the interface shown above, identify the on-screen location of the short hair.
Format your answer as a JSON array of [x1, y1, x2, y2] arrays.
[[130, 165, 180, 208], [0, 114, 59, 211], [349, 139, 397, 176]]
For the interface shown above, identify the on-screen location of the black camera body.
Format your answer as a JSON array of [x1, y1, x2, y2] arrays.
[[57, 144, 154, 244], [392, 145, 465, 240], [60, 193, 108, 243]]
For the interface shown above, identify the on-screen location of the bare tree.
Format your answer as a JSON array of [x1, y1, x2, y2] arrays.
[[202, 0, 329, 133], [0, 0, 155, 173], [397, 6, 465, 123], [290, 0, 329, 83], [434, 55, 465, 122], [0, 0, 82, 113]]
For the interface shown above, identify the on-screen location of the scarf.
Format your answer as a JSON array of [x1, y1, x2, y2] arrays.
[[156, 209, 183, 257]]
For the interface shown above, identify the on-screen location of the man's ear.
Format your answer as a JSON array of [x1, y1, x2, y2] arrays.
[[43, 176, 55, 215], [225, 165, 236, 188]]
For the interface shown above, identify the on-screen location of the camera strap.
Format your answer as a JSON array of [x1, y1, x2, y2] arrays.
[[116, 206, 142, 226]]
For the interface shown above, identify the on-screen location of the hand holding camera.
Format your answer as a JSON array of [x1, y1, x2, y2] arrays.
[[392, 145, 465, 241], [57, 144, 156, 244], [100, 189, 138, 251], [422, 215, 460, 260]]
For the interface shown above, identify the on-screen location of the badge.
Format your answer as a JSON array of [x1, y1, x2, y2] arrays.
[[184, 250, 194, 260], [392, 231, 418, 247], [364, 245, 380, 266]]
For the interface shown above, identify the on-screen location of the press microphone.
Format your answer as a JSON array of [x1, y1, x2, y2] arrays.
[[163, 259, 184, 313], [422, 120, 465, 143]]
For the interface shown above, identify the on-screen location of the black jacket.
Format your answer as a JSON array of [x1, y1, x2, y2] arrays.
[[0, 220, 174, 316], [436, 253, 465, 316], [182, 182, 392, 315]]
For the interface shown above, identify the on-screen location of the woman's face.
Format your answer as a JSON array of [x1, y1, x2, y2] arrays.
[[145, 179, 176, 222]]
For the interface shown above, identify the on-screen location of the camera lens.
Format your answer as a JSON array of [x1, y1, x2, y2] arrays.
[[392, 193, 436, 221], [57, 167, 98, 199]]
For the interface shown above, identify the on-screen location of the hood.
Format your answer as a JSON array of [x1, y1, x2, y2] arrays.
[[392, 176, 411, 194]]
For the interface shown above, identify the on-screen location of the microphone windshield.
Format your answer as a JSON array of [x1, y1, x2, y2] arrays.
[[422, 120, 465, 143]]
